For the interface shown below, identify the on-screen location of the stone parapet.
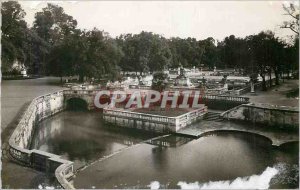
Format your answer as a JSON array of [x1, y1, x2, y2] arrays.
[[8, 90, 75, 189]]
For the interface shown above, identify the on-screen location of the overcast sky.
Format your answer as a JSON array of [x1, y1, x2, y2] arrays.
[[19, 1, 298, 41]]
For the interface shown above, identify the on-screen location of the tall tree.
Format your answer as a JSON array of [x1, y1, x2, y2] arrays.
[[247, 31, 285, 89], [200, 37, 218, 69], [33, 3, 78, 74], [1, 1, 27, 72], [117, 32, 171, 74]]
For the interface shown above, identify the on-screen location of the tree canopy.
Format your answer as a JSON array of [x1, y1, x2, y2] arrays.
[[2, 1, 299, 88]]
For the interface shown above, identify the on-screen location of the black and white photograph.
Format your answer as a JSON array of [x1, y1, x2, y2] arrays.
[[1, 1, 299, 189]]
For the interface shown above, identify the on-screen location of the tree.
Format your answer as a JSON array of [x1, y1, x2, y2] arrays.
[[247, 31, 286, 89], [33, 3, 78, 74], [168, 37, 204, 68], [152, 72, 169, 91], [33, 3, 77, 44], [83, 28, 123, 81], [217, 35, 251, 71], [1, 1, 27, 72], [200, 37, 218, 69], [117, 32, 171, 74], [47, 28, 123, 82], [247, 32, 271, 90], [283, 38, 299, 79], [47, 30, 80, 83], [281, 3, 299, 35]]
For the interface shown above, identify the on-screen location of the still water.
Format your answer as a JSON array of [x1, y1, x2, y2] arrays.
[[31, 111, 298, 189]]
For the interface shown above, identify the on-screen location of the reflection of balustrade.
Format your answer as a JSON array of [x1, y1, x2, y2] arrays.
[[63, 90, 98, 95]]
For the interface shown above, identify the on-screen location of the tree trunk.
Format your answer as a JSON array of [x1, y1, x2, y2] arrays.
[[262, 75, 267, 91], [269, 71, 272, 87], [60, 76, 63, 84], [79, 73, 84, 83], [274, 69, 279, 85]]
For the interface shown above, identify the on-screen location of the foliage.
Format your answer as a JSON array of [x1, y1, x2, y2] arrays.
[[1, 1, 27, 71], [117, 32, 171, 73], [1, 1, 299, 87], [281, 3, 299, 35], [152, 72, 169, 91]]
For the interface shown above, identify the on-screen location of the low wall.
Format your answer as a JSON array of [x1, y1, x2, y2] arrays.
[[200, 95, 249, 110], [234, 78, 278, 96], [8, 91, 74, 189], [103, 107, 207, 132], [221, 103, 299, 128]]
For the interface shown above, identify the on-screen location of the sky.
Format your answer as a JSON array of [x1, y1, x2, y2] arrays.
[[19, 1, 298, 41]]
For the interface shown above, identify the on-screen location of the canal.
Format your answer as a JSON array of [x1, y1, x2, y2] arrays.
[[31, 111, 299, 189]]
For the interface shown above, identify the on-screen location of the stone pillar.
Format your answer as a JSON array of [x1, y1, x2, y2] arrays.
[[250, 81, 255, 93], [223, 83, 228, 90]]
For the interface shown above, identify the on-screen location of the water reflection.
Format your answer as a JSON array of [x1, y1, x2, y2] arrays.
[[74, 131, 298, 189], [147, 135, 193, 147], [31, 111, 158, 169], [30, 111, 298, 189]]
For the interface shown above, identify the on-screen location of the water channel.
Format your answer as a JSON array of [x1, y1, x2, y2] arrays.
[[31, 111, 299, 189]]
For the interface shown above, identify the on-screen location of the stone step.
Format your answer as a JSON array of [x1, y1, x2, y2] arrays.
[[203, 111, 223, 121], [206, 112, 222, 115], [205, 114, 220, 118], [204, 118, 224, 122]]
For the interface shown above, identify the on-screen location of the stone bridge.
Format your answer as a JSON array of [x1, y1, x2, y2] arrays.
[[63, 90, 98, 110]]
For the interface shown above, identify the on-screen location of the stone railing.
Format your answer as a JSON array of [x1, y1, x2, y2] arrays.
[[103, 106, 207, 132], [234, 85, 251, 96], [201, 94, 249, 103], [233, 82, 263, 96], [234, 77, 279, 96], [63, 89, 98, 95], [64, 89, 249, 102], [8, 91, 75, 189]]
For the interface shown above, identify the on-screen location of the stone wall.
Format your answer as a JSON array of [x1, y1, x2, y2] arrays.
[[8, 91, 74, 189], [103, 107, 207, 132], [221, 103, 299, 128]]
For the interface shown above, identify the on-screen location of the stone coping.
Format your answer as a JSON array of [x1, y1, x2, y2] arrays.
[[245, 103, 299, 112], [104, 106, 207, 119]]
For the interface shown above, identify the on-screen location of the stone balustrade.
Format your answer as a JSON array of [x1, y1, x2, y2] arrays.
[[103, 106, 207, 132], [8, 90, 75, 189]]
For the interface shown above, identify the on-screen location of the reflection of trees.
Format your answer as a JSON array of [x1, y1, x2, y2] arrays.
[[31, 117, 63, 151], [31, 112, 158, 163], [150, 136, 193, 171]]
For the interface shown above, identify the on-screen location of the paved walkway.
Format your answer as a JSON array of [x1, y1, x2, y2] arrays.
[[177, 120, 298, 146], [1, 77, 64, 189], [242, 80, 299, 107]]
